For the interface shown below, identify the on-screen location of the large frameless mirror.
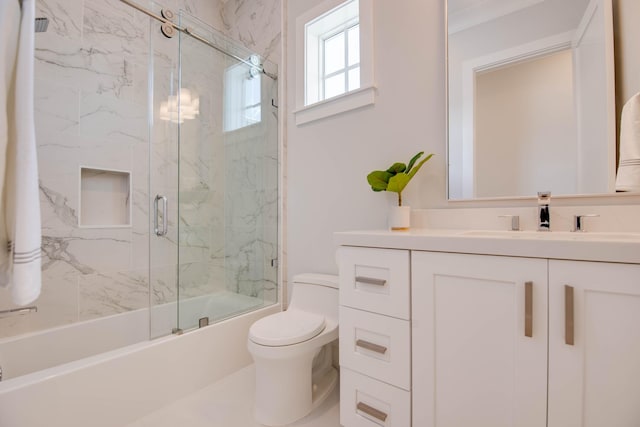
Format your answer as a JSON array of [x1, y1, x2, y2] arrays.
[[447, 0, 639, 200]]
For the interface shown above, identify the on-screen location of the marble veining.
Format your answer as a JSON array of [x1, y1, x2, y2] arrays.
[[36, 0, 82, 40], [1, 0, 280, 340]]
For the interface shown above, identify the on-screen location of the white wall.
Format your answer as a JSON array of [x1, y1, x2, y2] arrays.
[[285, 0, 447, 280]]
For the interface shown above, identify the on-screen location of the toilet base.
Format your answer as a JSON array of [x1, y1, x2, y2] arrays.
[[254, 356, 338, 426], [311, 366, 338, 413]]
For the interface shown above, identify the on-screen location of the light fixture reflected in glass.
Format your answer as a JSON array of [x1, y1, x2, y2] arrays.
[[159, 88, 200, 124]]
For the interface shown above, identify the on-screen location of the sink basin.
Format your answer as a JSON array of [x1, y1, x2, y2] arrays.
[[462, 230, 640, 242]]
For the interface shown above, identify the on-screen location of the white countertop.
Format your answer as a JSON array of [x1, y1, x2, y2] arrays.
[[334, 229, 640, 264]]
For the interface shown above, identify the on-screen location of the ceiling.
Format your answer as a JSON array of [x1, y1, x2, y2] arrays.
[[448, 0, 545, 33]]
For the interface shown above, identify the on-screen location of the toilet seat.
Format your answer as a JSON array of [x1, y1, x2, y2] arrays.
[[249, 310, 326, 347]]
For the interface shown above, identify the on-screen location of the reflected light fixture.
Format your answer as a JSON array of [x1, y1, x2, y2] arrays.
[[159, 88, 200, 124]]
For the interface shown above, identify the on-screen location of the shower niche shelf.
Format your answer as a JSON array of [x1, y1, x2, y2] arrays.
[[79, 167, 132, 228]]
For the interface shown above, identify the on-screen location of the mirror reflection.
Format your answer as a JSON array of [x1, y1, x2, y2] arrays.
[[447, 0, 640, 200]]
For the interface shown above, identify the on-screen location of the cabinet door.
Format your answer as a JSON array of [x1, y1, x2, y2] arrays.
[[548, 260, 640, 427], [412, 252, 548, 427]]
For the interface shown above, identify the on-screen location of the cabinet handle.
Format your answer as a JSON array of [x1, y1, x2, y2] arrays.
[[524, 281, 533, 337], [355, 276, 387, 286], [356, 339, 388, 354], [357, 402, 388, 422], [565, 285, 574, 345]]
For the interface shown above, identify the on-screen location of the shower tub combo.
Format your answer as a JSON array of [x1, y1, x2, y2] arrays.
[[0, 1, 280, 425]]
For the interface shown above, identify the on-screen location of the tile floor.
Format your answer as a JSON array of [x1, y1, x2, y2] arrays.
[[126, 364, 340, 427]]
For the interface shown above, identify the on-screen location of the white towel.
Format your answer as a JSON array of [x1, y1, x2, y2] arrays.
[[616, 92, 640, 192], [0, 0, 42, 306]]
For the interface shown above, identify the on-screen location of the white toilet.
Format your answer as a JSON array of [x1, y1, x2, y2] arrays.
[[248, 273, 339, 426]]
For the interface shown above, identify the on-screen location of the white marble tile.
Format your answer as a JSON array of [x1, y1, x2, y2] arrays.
[[34, 78, 79, 138], [178, 262, 212, 298], [151, 134, 180, 191], [207, 257, 226, 293], [35, 33, 136, 100], [151, 264, 178, 306], [224, 225, 271, 298], [36, 0, 83, 40], [39, 177, 79, 239], [219, 0, 281, 64], [179, 225, 211, 264], [225, 144, 262, 191], [0, 272, 79, 339], [179, 190, 215, 226], [83, 0, 149, 58], [131, 142, 151, 271], [79, 90, 146, 145], [64, 228, 133, 273], [78, 269, 148, 320]]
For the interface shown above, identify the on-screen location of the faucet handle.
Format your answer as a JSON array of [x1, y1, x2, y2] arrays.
[[499, 215, 520, 231], [572, 214, 599, 232]]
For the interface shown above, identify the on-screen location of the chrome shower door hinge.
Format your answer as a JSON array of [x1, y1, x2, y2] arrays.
[[271, 258, 279, 268]]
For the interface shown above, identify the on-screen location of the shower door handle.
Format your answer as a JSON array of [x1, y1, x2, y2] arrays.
[[154, 195, 168, 236]]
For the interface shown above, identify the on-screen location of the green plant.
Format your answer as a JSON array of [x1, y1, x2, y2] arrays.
[[367, 151, 434, 206]]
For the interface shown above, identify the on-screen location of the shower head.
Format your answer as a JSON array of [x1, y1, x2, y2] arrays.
[[35, 17, 49, 33]]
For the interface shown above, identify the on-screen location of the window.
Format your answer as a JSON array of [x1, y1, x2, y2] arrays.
[[322, 23, 360, 99], [304, 0, 360, 106], [295, 0, 374, 125], [224, 59, 262, 132]]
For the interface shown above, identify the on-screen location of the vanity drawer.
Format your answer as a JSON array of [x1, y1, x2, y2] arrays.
[[339, 306, 411, 390], [341, 368, 411, 427], [338, 247, 410, 319]]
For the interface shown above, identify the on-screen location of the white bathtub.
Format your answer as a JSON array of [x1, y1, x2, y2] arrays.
[[0, 302, 278, 427], [0, 291, 267, 380]]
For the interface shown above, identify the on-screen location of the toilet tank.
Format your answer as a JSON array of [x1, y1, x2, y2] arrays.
[[288, 273, 338, 320]]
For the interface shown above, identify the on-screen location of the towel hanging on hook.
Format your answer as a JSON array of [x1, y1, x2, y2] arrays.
[[0, 0, 42, 305]]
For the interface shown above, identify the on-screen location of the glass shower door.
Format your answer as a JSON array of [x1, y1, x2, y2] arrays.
[[149, 8, 180, 338], [175, 12, 279, 331]]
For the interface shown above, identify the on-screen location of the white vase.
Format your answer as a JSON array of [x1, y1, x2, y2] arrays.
[[389, 206, 410, 231]]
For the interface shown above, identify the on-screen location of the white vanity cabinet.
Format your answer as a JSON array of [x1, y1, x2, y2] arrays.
[[411, 252, 640, 427], [411, 252, 548, 427], [548, 260, 640, 427], [336, 230, 640, 427], [338, 246, 412, 427]]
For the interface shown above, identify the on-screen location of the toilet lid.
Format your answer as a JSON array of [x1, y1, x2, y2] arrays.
[[249, 309, 326, 347]]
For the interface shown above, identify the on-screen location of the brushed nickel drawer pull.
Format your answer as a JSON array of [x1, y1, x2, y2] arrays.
[[525, 281, 533, 338], [356, 339, 388, 354], [357, 401, 388, 422], [565, 285, 575, 345], [355, 276, 387, 286]]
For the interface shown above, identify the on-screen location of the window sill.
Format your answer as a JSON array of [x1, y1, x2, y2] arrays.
[[294, 85, 376, 125]]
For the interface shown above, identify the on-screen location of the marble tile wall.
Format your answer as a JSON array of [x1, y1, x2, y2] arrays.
[[0, 0, 155, 339], [216, 0, 281, 305], [175, 12, 280, 314], [222, 79, 279, 303], [0, 0, 281, 339]]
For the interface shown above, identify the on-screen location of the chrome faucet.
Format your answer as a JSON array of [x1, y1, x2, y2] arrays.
[[537, 191, 551, 231]]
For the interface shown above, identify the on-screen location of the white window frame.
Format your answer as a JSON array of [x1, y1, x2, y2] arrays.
[[295, 0, 375, 126]]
